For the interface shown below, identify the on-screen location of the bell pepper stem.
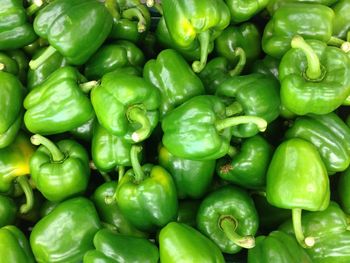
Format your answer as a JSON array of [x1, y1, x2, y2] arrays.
[[228, 47, 246, 77], [105, 0, 121, 19], [192, 30, 210, 73], [29, 46, 57, 70], [216, 116, 267, 132], [292, 208, 315, 248], [79, 80, 100, 93], [127, 106, 151, 143], [225, 102, 243, 116], [17, 176, 34, 214], [327, 36, 345, 47], [26, 0, 44, 16], [341, 42, 350, 53], [122, 8, 147, 32], [0, 63, 5, 71], [130, 145, 144, 183], [118, 166, 125, 182], [30, 134, 65, 162], [145, 0, 155, 7], [291, 35, 321, 80], [219, 216, 255, 249]]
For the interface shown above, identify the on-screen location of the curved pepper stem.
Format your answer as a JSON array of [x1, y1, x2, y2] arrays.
[[216, 116, 267, 132], [17, 176, 34, 214], [30, 134, 65, 162], [292, 208, 315, 248], [225, 102, 243, 117], [123, 8, 147, 32], [26, 0, 44, 16], [228, 47, 246, 77], [130, 145, 144, 183], [127, 106, 152, 143], [105, 0, 121, 19], [219, 216, 255, 249], [291, 35, 322, 80], [192, 30, 211, 73], [29, 46, 57, 70], [79, 80, 100, 93], [327, 36, 346, 47]]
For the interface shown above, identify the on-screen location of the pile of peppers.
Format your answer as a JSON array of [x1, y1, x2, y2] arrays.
[[1, 0, 350, 262]]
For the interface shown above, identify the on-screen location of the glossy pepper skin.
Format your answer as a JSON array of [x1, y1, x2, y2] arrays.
[[280, 202, 350, 263], [332, 0, 350, 39], [267, 0, 339, 15], [143, 49, 205, 118], [279, 36, 350, 115], [0, 52, 20, 75], [0, 0, 37, 50], [262, 3, 334, 58], [252, 55, 280, 80], [197, 185, 258, 254], [158, 144, 215, 199], [217, 135, 273, 189], [159, 222, 225, 263], [84, 229, 159, 263], [216, 73, 280, 138], [29, 134, 90, 202], [23, 66, 95, 135], [0, 225, 35, 263], [115, 146, 178, 232], [30, 197, 101, 263], [91, 72, 160, 143], [224, 0, 270, 24], [266, 138, 330, 248], [0, 195, 17, 227], [161, 0, 230, 72], [84, 40, 145, 80], [31, 0, 113, 67], [247, 231, 312, 263], [285, 112, 350, 174], [162, 95, 267, 160]]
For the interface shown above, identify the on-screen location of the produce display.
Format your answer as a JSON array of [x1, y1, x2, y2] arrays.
[[1, 0, 350, 262]]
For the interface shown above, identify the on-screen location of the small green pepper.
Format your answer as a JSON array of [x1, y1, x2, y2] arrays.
[[224, 0, 270, 24]]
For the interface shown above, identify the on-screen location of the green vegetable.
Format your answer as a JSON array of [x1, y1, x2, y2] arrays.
[[224, 0, 270, 24], [332, 0, 350, 40], [0, 195, 17, 227]]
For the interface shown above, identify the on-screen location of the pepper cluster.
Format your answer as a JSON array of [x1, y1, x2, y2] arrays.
[[1, 0, 350, 262]]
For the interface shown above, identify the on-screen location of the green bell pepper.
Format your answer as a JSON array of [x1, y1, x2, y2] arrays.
[[115, 145, 178, 232], [143, 49, 205, 118], [29, 0, 113, 69], [216, 73, 280, 138], [266, 138, 330, 248], [162, 95, 267, 160], [0, 225, 35, 263], [91, 71, 160, 143], [0, 195, 17, 227], [161, 0, 230, 72], [247, 230, 312, 263], [267, 0, 339, 15], [217, 135, 273, 189], [252, 55, 280, 80], [0, 0, 37, 50], [280, 36, 350, 115], [285, 112, 350, 174], [338, 167, 350, 214], [262, 3, 334, 58], [70, 116, 96, 143], [30, 197, 101, 263], [159, 222, 225, 263], [7, 49, 29, 84], [0, 52, 19, 75], [23, 66, 95, 135], [197, 185, 258, 254], [280, 201, 350, 263], [29, 134, 90, 202], [84, 229, 159, 263], [332, 0, 350, 40], [84, 40, 145, 80], [224, 0, 269, 24], [158, 144, 215, 199]]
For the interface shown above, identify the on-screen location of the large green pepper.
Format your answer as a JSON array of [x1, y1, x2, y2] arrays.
[[115, 145, 178, 232], [285, 112, 350, 174], [224, 0, 270, 24], [143, 49, 205, 118], [0, 195, 17, 227], [247, 230, 312, 263], [29, 134, 90, 202], [162, 95, 267, 160], [0, 0, 37, 50], [279, 36, 350, 115], [23, 66, 95, 135], [0, 225, 35, 263], [267, 0, 339, 15], [161, 0, 230, 72], [197, 185, 258, 254], [217, 135, 273, 189], [91, 71, 160, 143], [84, 40, 145, 80], [216, 73, 280, 138], [280, 201, 350, 263], [159, 222, 225, 263], [30, 197, 101, 263], [158, 144, 215, 199], [332, 0, 350, 40], [84, 229, 159, 263], [262, 3, 334, 58], [266, 138, 330, 248], [29, 0, 113, 69]]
